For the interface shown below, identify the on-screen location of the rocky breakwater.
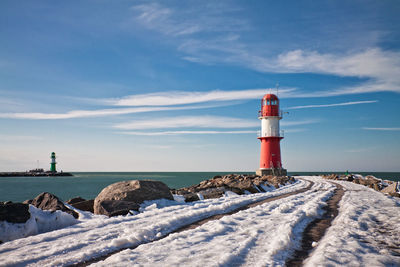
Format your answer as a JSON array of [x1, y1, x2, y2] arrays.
[[171, 174, 295, 202], [322, 174, 400, 197]]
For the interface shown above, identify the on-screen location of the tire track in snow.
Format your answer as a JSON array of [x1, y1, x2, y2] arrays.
[[73, 180, 314, 267], [286, 181, 344, 266]]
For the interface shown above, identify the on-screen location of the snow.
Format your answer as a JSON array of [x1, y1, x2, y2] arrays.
[[0, 205, 77, 243], [93, 177, 335, 267], [1, 176, 399, 267], [304, 179, 400, 267], [0, 179, 307, 266]]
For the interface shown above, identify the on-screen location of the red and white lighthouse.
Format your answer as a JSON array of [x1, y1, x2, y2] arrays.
[[256, 94, 287, 176]]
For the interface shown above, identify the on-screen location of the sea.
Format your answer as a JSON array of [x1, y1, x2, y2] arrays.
[[1, 171, 399, 202]]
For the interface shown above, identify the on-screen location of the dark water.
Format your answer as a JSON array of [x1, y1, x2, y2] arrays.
[[0, 171, 399, 202]]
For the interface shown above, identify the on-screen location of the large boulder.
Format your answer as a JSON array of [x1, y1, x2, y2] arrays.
[[31, 192, 78, 218], [0, 202, 30, 223], [94, 180, 173, 216]]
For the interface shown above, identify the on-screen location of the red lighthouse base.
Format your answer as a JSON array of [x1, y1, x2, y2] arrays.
[[257, 136, 287, 176]]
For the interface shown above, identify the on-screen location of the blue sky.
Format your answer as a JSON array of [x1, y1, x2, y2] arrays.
[[0, 0, 399, 172]]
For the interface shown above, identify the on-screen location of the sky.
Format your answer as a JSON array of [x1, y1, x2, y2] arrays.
[[0, 0, 399, 172]]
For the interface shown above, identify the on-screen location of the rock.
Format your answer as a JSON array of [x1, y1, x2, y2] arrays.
[[31, 192, 78, 219], [0, 202, 30, 223], [94, 180, 173, 216], [198, 187, 226, 199], [67, 197, 86, 205], [389, 192, 400, 198], [181, 192, 200, 202], [381, 182, 398, 194], [23, 199, 32, 205], [71, 199, 94, 213], [96, 200, 140, 217], [373, 183, 380, 191]]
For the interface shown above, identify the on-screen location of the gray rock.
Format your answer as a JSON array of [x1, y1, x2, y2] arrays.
[[31, 192, 78, 218], [71, 199, 94, 213], [198, 187, 226, 199], [0, 202, 30, 223], [23, 199, 33, 205], [382, 182, 398, 194], [67, 196, 86, 205], [94, 180, 173, 216], [96, 200, 140, 217]]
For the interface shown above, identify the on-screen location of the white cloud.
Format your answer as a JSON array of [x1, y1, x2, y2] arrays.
[[0, 103, 226, 120], [108, 88, 295, 106], [130, 2, 247, 37], [362, 127, 400, 131], [345, 147, 376, 153], [113, 115, 258, 130], [275, 48, 400, 95], [281, 119, 320, 127], [0, 135, 43, 141], [119, 130, 256, 136], [127, 3, 400, 97], [286, 100, 378, 110]]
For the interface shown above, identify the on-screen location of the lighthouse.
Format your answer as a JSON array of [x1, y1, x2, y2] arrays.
[[256, 94, 287, 176], [50, 152, 57, 173]]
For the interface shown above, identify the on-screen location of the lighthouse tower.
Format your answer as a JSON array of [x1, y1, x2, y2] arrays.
[[256, 94, 287, 176], [50, 152, 57, 173]]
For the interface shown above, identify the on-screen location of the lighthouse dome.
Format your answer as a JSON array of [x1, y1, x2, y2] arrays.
[[260, 94, 280, 117], [262, 94, 279, 103]]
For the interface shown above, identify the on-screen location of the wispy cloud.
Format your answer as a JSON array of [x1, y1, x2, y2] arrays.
[[114, 115, 258, 130], [107, 88, 295, 106], [0, 135, 43, 141], [283, 128, 307, 133], [345, 147, 376, 153], [0, 103, 226, 120], [119, 130, 256, 136], [130, 2, 247, 37], [362, 127, 400, 131], [281, 119, 320, 127], [128, 3, 400, 97], [286, 100, 378, 110], [276, 48, 400, 95]]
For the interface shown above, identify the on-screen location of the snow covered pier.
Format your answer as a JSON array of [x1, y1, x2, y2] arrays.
[[0, 176, 399, 266]]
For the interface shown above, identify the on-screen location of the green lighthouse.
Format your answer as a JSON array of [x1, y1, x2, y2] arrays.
[[50, 152, 57, 172]]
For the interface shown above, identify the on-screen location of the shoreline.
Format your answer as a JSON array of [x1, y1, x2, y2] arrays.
[[0, 172, 73, 177]]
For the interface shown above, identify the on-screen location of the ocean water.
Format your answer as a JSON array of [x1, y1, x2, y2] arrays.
[[0, 171, 399, 202]]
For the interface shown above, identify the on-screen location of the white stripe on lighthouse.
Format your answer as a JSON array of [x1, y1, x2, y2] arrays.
[[261, 117, 280, 137]]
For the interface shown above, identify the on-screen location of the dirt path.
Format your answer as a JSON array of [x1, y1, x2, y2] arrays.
[[286, 181, 344, 266], [72, 180, 314, 267]]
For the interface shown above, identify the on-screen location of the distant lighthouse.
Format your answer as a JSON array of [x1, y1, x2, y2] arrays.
[[256, 94, 287, 176], [50, 152, 57, 173]]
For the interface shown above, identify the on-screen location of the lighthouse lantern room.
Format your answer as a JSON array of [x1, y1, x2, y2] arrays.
[[256, 94, 287, 176]]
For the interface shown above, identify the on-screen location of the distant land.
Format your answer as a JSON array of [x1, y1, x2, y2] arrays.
[[0, 169, 72, 177]]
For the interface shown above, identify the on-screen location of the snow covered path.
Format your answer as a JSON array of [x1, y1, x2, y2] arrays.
[[304, 180, 400, 266], [1, 176, 399, 267], [0, 179, 309, 267], [92, 177, 335, 267]]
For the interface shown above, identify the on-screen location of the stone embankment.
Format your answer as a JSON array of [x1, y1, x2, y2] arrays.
[[322, 174, 399, 197], [171, 174, 295, 202]]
